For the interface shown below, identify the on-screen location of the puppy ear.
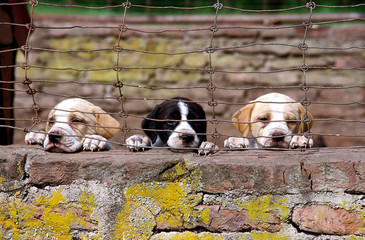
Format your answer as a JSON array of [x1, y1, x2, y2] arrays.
[[297, 103, 313, 133], [232, 103, 255, 137], [142, 105, 160, 144], [93, 106, 120, 139], [45, 110, 55, 132]]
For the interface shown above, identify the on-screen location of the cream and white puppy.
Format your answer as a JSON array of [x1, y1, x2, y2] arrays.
[[25, 98, 120, 152], [224, 93, 314, 149]]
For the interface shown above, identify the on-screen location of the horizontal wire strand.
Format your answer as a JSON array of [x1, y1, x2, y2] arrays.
[[1, 1, 364, 151]]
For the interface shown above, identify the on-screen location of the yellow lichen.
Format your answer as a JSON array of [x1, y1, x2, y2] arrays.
[[200, 207, 211, 225], [16, 160, 24, 179], [114, 201, 155, 240], [347, 237, 365, 240], [0, 190, 99, 240], [113, 164, 207, 240], [151, 231, 225, 240], [161, 162, 188, 181], [241, 195, 289, 231], [251, 231, 288, 240], [80, 190, 96, 212], [336, 199, 365, 234]]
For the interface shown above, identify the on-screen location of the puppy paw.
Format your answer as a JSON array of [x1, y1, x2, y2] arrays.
[[25, 131, 46, 145], [198, 141, 218, 156], [126, 134, 151, 152], [224, 137, 249, 149], [83, 135, 112, 151], [290, 135, 314, 149]]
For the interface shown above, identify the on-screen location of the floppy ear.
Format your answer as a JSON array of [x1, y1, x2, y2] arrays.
[[142, 105, 160, 144], [45, 109, 55, 132], [297, 103, 313, 133], [232, 103, 255, 137], [93, 106, 120, 139]]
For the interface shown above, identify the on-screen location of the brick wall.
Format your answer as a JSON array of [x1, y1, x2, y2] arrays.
[[1, 145, 365, 239], [13, 14, 365, 148]]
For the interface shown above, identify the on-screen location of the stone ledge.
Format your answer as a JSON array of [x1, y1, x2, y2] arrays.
[[1, 145, 364, 192], [0, 145, 365, 239]]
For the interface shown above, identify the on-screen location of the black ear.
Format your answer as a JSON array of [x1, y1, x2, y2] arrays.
[[142, 105, 160, 144]]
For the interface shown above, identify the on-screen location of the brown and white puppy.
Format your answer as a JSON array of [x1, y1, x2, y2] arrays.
[[25, 98, 120, 152], [224, 93, 314, 149], [126, 97, 217, 155]]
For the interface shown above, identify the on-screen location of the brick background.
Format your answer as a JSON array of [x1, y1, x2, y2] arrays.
[[13, 14, 365, 149]]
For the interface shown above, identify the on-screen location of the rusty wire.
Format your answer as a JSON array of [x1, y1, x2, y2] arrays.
[[0, 1, 364, 151]]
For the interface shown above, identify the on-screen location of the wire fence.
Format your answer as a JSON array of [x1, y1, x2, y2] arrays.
[[1, 0, 364, 152]]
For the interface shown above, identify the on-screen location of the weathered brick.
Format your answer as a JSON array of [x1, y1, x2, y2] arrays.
[[0, 148, 37, 192], [195, 203, 284, 233], [20, 146, 365, 194], [199, 151, 309, 194], [334, 56, 365, 68], [292, 204, 365, 235], [28, 149, 186, 186], [300, 149, 365, 192], [195, 205, 253, 232], [1, 145, 365, 239]]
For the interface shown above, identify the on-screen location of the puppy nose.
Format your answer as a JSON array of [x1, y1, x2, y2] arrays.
[[272, 132, 285, 143], [181, 134, 194, 143], [49, 132, 63, 143]]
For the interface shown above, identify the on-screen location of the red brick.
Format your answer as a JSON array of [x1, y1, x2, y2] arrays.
[[196, 205, 252, 232], [300, 151, 365, 192], [335, 56, 365, 68], [195, 205, 282, 233], [28, 149, 186, 186], [292, 205, 365, 235]]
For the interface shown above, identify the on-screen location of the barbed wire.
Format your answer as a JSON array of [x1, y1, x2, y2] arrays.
[[1, 1, 364, 152]]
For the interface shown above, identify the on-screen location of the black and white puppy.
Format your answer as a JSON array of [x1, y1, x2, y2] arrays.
[[126, 97, 217, 155]]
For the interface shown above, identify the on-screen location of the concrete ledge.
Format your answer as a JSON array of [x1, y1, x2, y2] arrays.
[[0, 145, 365, 239]]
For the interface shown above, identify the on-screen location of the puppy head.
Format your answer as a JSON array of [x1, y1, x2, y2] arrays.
[[44, 98, 120, 152], [233, 93, 313, 148], [142, 97, 206, 151]]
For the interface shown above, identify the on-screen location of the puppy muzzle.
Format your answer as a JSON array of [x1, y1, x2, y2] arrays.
[[180, 133, 195, 144], [260, 126, 292, 148], [167, 128, 200, 150], [44, 125, 82, 152]]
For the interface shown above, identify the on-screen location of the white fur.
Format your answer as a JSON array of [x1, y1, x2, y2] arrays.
[[224, 93, 313, 149], [126, 99, 217, 155], [25, 98, 114, 152], [166, 102, 200, 148]]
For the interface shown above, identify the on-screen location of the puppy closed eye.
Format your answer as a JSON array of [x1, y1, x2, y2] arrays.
[[258, 117, 269, 123], [286, 116, 298, 125], [190, 120, 204, 126], [166, 121, 177, 126], [286, 120, 297, 125], [72, 119, 83, 123], [47, 116, 56, 126], [48, 120, 55, 127], [71, 118, 85, 125]]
